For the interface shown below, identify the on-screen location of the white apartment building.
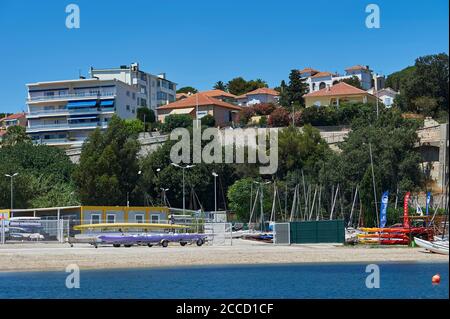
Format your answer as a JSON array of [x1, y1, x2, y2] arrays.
[[90, 63, 177, 112], [300, 65, 385, 93], [26, 78, 139, 149]]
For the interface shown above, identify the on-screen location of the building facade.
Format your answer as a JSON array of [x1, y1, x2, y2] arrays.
[[157, 92, 241, 126], [90, 63, 177, 112], [303, 82, 379, 107], [26, 78, 138, 149], [300, 65, 385, 93], [0, 112, 26, 142], [235, 88, 280, 107]]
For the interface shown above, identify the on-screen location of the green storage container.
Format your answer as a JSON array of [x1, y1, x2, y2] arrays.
[[289, 220, 344, 244]]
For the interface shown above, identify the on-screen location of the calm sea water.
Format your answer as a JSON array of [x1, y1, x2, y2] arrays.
[[0, 262, 448, 299]]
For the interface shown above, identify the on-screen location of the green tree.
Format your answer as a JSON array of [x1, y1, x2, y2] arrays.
[[213, 81, 227, 91], [227, 77, 249, 96], [161, 114, 193, 133], [333, 76, 362, 89], [136, 107, 155, 131], [0, 143, 76, 209], [177, 86, 198, 94], [1, 126, 31, 147], [227, 178, 272, 221], [286, 70, 308, 107], [323, 108, 423, 226], [390, 53, 449, 118], [201, 114, 216, 127], [385, 65, 416, 92], [73, 116, 141, 206]]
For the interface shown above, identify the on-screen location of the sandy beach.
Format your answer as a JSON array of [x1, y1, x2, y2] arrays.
[[0, 240, 448, 272]]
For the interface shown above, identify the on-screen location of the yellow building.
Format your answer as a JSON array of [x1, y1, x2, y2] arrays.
[[303, 82, 379, 107]]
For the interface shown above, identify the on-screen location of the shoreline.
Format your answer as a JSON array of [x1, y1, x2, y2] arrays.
[[1, 240, 448, 273]]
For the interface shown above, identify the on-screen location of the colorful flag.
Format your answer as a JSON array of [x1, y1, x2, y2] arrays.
[[403, 192, 410, 228], [425, 192, 431, 216], [380, 191, 389, 228]]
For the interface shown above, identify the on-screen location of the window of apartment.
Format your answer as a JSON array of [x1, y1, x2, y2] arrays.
[[106, 214, 116, 224], [44, 91, 55, 97], [135, 214, 144, 223], [132, 92, 136, 100], [140, 85, 147, 94], [169, 83, 174, 90], [140, 72, 147, 82], [91, 214, 101, 224], [152, 80, 156, 87], [157, 92, 167, 100], [168, 94, 175, 102], [150, 214, 160, 224], [126, 105, 130, 111], [132, 108, 135, 114], [126, 91, 130, 97], [141, 98, 147, 107]]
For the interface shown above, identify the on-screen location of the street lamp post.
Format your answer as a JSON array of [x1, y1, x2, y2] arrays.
[[5, 173, 18, 211], [212, 172, 218, 213], [171, 163, 195, 214]]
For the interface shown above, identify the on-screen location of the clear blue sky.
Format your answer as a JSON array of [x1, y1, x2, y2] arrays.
[[0, 0, 448, 113]]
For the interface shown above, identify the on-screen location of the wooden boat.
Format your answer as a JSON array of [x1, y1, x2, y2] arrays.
[[414, 237, 449, 255]]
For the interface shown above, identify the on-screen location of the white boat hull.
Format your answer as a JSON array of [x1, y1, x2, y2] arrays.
[[414, 237, 449, 255]]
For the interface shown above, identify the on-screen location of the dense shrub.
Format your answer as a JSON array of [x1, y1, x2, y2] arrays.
[[161, 114, 193, 132], [201, 114, 216, 127], [268, 107, 290, 127], [253, 103, 276, 116], [238, 107, 256, 125]]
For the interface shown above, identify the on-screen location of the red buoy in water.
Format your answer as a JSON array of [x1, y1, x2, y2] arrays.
[[432, 274, 441, 284]]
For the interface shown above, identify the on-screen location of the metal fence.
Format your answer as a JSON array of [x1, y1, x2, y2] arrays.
[[204, 222, 233, 246], [273, 223, 290, 245]]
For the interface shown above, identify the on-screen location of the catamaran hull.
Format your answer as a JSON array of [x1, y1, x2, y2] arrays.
[[414, 237, 449, 255]]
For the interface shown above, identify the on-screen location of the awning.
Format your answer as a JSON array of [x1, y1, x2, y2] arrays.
[[100, 99, 114, 107], [169, 107, 195, 115], [67, 100, 97, 109]]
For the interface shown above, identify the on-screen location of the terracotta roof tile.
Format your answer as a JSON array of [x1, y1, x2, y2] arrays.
[[245, 87, 279, 96], [157, 93, 242, 111], [299, 67, 320, 74], [0, 112, 26, 122], [304, 82, 370, 97], [345, 65, 369, 71], [202, 89, 237, 99], [311, 71, 334, 78]]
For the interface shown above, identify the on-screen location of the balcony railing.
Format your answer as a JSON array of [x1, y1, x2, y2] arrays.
[[32, 138, 86, 145], [28, 91, 116, 102], [27, 107, 116, 116], [27, 122, 109, 131]]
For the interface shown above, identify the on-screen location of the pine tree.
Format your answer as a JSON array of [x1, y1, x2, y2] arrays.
[[287, 69, 309, 107]]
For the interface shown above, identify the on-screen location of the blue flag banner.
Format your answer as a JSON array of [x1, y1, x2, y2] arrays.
[[426, 192, 431, 216], [380, 191, 389, 228]]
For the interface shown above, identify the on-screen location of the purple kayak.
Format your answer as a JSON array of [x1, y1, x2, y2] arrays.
[[96, 233, 208, 248]]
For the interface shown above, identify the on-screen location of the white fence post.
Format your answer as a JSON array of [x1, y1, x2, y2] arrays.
[[1, 219, 5, 245]]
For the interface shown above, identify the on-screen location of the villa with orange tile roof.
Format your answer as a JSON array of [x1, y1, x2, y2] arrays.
[[303, 82, 379, 107], [299, 65, 385, 93], [157, 92, 241, 126], [202, 89, 237, 101], [236, 87, 280, 106], [0, 112, 27, 142]]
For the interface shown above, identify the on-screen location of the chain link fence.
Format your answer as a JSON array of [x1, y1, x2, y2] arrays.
[[0, 218, 70, 244]]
